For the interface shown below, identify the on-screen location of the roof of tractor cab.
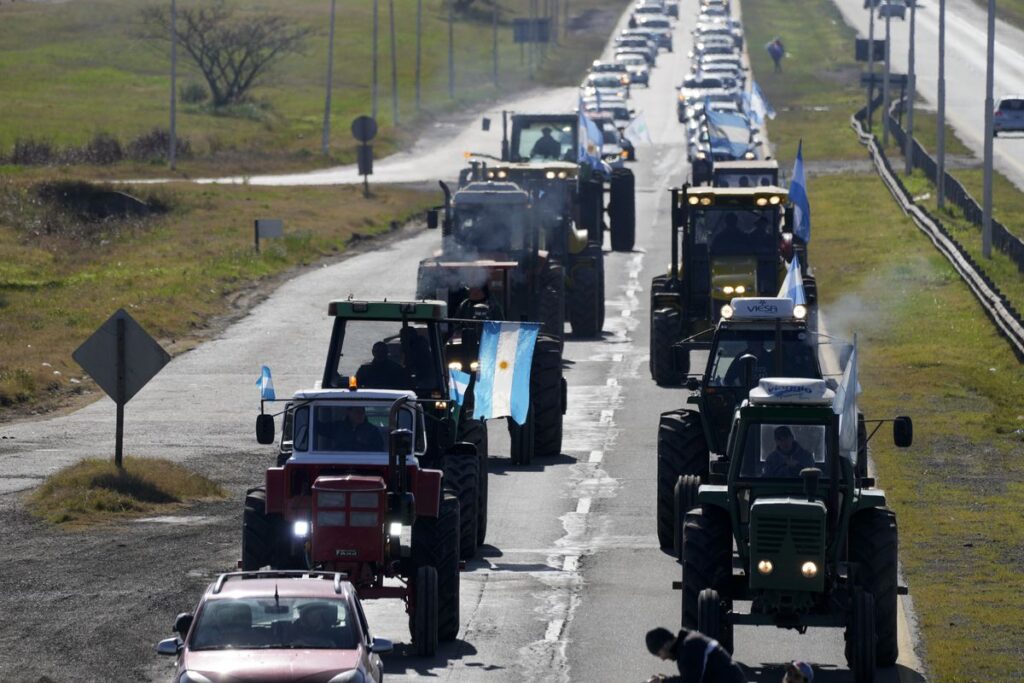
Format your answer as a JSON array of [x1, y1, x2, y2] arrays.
[[512, 113, 577, 124], [327, 299, 446, 320], [713, 159, 780, 171], [453, 181, 530, 205], [292, 388, 418, 401], [748, 378, 834, 406]]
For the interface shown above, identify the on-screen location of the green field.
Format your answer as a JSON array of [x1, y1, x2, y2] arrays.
[[0, 0, 625, 176]]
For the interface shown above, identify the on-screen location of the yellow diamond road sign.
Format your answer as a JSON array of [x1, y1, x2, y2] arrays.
[[72, 309, 170, 404]]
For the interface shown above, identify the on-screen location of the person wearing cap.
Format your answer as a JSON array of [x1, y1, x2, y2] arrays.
[[783, 660, 814, 683], [530, 126, 562, 159], [644, 626, 747, 682], [764, 425, 815, 477]]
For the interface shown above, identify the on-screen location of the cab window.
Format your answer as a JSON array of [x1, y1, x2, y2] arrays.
[[740, 423, 826, 478]]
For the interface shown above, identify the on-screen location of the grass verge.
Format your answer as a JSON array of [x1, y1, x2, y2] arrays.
[[27, 456, 226, 525], [0, 180, 437, 412]]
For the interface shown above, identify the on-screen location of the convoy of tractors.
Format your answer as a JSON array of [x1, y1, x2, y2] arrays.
[[157, 5, 913, 683]]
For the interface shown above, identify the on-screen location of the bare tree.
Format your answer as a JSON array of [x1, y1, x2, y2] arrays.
[[140, 1, 313, 107]]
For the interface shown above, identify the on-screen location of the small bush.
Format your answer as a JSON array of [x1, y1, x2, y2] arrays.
[[127, 128, 192, 162], [83, 132, 124, 165], [180, 81, 208, 104], [11, 139, 55, 166]]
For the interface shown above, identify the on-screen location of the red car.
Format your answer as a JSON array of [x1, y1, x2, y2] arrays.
[[156, 571, 391, 683]]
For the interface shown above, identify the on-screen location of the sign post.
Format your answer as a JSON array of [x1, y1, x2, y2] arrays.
[[72, 309, 171, 468], [351, 115, 378, 198]]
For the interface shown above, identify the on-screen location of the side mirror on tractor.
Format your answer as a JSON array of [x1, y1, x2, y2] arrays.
[[685, 376, 701, 392], [390, 428, 413, 459], [893, 416, 913, 448], [426, 209, 439, 230], [256, 414, 275, 445]]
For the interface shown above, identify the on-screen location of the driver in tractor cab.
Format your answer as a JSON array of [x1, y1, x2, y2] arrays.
[[337, 406, 385, 452], [763, 425, 815, 477], [455, 284, 504, 321], [356, 341, 411, 389], [400, 326, 437, 390], [722, 339, 773, 387], [531, 126, 562, 159]]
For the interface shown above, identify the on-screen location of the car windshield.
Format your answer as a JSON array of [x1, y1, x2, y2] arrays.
[[707, 328, 820, 387], [998, 98, 1024, 111], [684, 77, 723, 89], [190, 597, 358, 651], [740, 423, 828, 478], [589, 74, 625, 87], [515, 120, 575, 161], [641, 18, 671, 27], [617, 55, 647, 66], [602, 126, 620, 144]]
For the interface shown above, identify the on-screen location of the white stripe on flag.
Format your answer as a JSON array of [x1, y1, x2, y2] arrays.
[[490, 326, 519, 419]]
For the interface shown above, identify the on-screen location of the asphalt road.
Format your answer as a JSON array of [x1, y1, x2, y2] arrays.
[[831, 0, 1024, 192], [0, 3, 929, 682]]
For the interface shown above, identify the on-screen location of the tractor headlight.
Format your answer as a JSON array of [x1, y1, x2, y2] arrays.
[[769, 195, 781, 205], [793, 304, 807, 320], [756, 197, 768, 206], [757, 559, 773, 575], [744, 151, 756, 160], [292, 520, 310, 538], [486, 171, 495, 179], [435, 400, 448, 410], [545, 171, 556, 179], [497, 170, 508, 179], [557, 171, 568, 179], [470, 361, 480, 371], [699, 196, 712, 206], [720, 305, 734, 319], [389, 522, 403, 537], [687, 195, 700, 205], [448, 361, 463, 371], [801, 561, 818, 578], [735, 285, 746, 294], [696, 151, 707, 160], [723, 285, 734, 295]]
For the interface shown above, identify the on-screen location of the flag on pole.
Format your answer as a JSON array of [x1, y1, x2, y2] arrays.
[[624, 112, 653, 145], [833, 336, 859, 460], [577, 99, 604, 170], [747, 81, 776, 125], [449, 367, 471, 406], [777, 256, 807, 305], [473, 321, 540, 425], [790, 140, 811, 243], [256, 365, 275, 400]]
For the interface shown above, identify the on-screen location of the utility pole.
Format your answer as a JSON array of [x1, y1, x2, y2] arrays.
[[937, 0, 947, 209], [372, 0, 379, 119], [322, 0, 337, 156], [448, 0, 455, 99], [882, 8, 892, 147], [493, 3, 499, 88], [528, 0, 535, 79], [389, 0, 399, 125], [169, 0, 177, 170], [415, 0, 422, 111], [904, 0, 916, 175], [866, 4, 875, 131], [982, 0, 996, 259]]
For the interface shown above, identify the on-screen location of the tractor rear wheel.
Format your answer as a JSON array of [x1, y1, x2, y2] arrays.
[[657, 409, 710, 549], [850, 507, 899, 666], [508, 407, 535, 466], [649, 276, 669, 373], [568, 258, 602, 338], [242, 488, 278, 571], [578, 179, 604, 244], [538, 262, 566, 341], [609, 169, 636, 252], [697, 588, 733, 655], [412, 494, 461, 641], [651, 307, 682, 386], [412, 565, 438, 657], [846, 591, 877, 683], [681, 508, 732, 634], [531, 334, 564, 457], [458, 419, 489, 546], [443, 454, 480, 561], [672, 474, 701, 558]]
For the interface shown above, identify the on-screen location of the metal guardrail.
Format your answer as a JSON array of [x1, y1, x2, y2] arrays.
[[850, 103, 1024, 360]]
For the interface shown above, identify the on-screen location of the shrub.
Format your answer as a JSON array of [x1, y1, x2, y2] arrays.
[[126, 128, 192, 162], [179, 81, 208, 104], [83, 132, 124, 165], [10, 139, 55, 166]]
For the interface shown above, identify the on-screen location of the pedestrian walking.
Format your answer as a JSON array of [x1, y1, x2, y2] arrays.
[[644, 626, 747, 682], [766, 37, 786, 72]]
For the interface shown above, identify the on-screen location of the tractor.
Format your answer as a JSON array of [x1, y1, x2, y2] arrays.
[[417, 184, 567, 466], [674, 376, 913, 683], [708, 159, 780, 188], [247, 390, 459, 658], [649, 184, 818, 385]]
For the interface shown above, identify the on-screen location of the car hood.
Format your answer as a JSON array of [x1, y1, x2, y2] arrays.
[[183, 648, 363, 682]]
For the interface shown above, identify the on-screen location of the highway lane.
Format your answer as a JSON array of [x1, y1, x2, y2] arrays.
[[0, 2, 929, 682], [831, 0, 1024, 191]]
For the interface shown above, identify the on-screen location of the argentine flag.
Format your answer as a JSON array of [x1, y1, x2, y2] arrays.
[[473, 321, 540, 425], [790, 140, 811, 243], [449, 367, 471, 406], [747, 81, 776, 125], [256, 365, 275, 400], [577, 100, 604, 171], [777, 257, 807, 305], [624, 112, 653, 145], [833, 336, 859, 460]]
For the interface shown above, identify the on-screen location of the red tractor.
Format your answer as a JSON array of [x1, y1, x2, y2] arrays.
[[247, 390, 460, 657]]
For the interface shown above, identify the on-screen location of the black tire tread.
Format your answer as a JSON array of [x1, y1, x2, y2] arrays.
[[652, 307, 682, 386], [531, 335, 564, 457], [656, 410, 710, 548], [443, 455, 480, 561], [850, 507, 899, 666], [412, 495, 461, 641], [681, 509, 733, 633]]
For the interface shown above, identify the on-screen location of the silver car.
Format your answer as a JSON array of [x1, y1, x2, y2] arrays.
[[994, 96, 1024, 136]]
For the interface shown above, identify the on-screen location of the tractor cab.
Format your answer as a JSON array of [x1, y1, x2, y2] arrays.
[[711, 159, 780, 189]]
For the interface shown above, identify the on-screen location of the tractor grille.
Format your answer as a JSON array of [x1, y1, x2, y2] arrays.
[[755, 516, 822, 555]]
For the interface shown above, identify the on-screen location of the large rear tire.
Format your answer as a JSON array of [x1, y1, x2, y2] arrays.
[[412, 566, 438, 657], [443, 454, 480, 561], [609, 169, 636, 252], [681, 509, 732, 635], [242, 488, 278, 571], [850, 508, 899, 666], [656, 409, 710, 549], [568, 257, 602, 338], [652, 307, 682, 386], [538, 262, 566, 341], [509, 406, 535, 466], [458, 418, 489, 546], [531, 334, 564, 457], [412, 494, 461, 641], [846, 591, 877, 683]]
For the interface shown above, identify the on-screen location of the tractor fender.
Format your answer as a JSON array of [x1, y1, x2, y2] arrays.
[[447, 442, 478, 458], [265, 467, 287, 514], [414, 468, 443, 518]]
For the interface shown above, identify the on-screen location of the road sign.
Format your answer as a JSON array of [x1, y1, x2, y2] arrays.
[[860, 72, 908, 87], [351, 115, 378, 143], [254, 218, 283, 252], [855, 38, 886, 62], [73, 309, 170, 466], [513, 18, 551, 43]]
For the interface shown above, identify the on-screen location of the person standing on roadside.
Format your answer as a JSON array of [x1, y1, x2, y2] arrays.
[[644, 626, 747, 682], [766, 37, 786, 72]]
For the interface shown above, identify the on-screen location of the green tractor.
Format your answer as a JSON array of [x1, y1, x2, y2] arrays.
[[416, 184, 567, 466], [650, 185, 817, 385], [655, 296, 822, 552], [675, 376, 913, 683]]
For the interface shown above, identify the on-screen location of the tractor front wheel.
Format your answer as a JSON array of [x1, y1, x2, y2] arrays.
[[568, 257, 602, 338], [681, 508, 732, 634], [609, 169, 636, 252], [531, 334, 564, 457], [412, 494, 461, 641], [459, 418, 489, 546], [697, 588, 733, 655], [539, 262, 566, 341], [443, 454, 480, 561], [412, 565, 438, 657], [656, 409, 710, 549], [846, 591, 877, 683], [673, 474, 701, 558], [651, 308, 682, 386], [242, 488, 279, 571], [850, 507, 899, 666]]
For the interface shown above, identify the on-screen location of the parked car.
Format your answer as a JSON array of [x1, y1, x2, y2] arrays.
[[156, 571, 392, 683], [994, 96, 1024, 136]]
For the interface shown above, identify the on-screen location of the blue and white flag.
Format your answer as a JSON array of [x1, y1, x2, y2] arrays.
[[833, 336, 859, 460], [577, 100, 604, 170], [256, 365, 275, 400], [473, 321, 540, 425], [624, 112, 653, 145], [790, 140, 811, 243], [449, 367, 471, 406], [747, 81, 776, 125], [777, 256, 807, 305]]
